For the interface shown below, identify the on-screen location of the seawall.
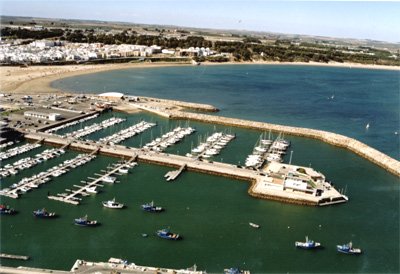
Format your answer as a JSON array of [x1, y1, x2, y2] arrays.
[[166, 111, 400, 177]]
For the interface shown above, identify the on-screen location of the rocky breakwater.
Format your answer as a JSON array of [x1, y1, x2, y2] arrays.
[[138, 96, 218, 112], [168, 111, 400, 177]]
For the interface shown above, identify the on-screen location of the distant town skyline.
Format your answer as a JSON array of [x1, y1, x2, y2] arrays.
[[1, 0, 399, 43]]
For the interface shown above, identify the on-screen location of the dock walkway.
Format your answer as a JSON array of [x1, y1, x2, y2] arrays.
[[0, 149, 97, 199], [23, 132, 348, 206], [164, 164, 186, 181], [48, 157, 136, 205]]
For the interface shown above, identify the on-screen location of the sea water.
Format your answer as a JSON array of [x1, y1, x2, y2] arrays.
[[0, 65, 398, 273], [53, 65, 400, 160]]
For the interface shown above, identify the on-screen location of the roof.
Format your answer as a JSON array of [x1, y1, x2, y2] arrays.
[[98, 92, 124, 98]]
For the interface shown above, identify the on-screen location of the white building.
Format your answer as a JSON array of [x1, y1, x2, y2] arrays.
[[162, 49, 175, 55], [24, 111, 62, 121]]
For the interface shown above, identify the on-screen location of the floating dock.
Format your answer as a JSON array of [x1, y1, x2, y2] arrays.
[[0, 253, 29, 260], [48, 157, 136, 205], [0, 149, 97, 199]]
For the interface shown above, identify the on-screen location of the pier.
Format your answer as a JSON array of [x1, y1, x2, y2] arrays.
[[144, 126, 195, 152], [48, 157, 137, 205], [38, 110, 102, 133], [0, 150, 96, 199], [0, 257, 207, 274], [164, 164, 186, 181], [22, 132, 348, 206], [0, 253, 29, 261]]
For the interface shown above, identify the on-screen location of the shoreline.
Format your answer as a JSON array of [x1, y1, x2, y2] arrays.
[[0, 60, 398, 94]]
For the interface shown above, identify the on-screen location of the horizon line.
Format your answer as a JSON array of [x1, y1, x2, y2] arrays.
[[1, 14, 399, 45]]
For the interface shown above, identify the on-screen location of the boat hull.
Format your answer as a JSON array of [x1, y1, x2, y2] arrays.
[[74, 219, 98, 227], [295, 242, 321, 249], [102, 203, 124, 209], [337, 245, 362, 254], [156, 230, 181, 240], [33, 211, 56, 218]]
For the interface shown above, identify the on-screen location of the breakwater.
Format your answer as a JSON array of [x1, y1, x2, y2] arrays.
[[138, 96, 218, 112], [165, 110, 400, 177]]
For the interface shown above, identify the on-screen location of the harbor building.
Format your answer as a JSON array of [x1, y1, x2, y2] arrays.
[[24, 111, 62, 121], [261, 162, 334, 197]]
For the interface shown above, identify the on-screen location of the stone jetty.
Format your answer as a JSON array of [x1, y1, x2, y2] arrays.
[[162, 110, 400, 177]]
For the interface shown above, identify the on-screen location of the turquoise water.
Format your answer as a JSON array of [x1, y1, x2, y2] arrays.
[[52, 65, 400, 160], [0, 66, 399, 273]]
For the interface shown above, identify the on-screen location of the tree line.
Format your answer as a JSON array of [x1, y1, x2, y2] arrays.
[[1, 27, 398, 65]]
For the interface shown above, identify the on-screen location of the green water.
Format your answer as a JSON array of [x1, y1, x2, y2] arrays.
[[1, 111, 399, 273]]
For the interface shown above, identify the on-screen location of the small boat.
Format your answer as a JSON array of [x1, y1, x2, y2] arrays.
[[337, 242, 362, 254], [141, 201, 164, 212], [249, 222, 260, 228], [101, 176, 116, 184], [102, 198, 124, 209], [366, 123, 370, 129], [85, 186, 97, 194], [224, 268, 250, 274], [118, 168, 129, 174], [141, 233, 148, 238], [33, 208, 56, 218], [295, 236, 321, 249], [0, 204, 16, 215], [156, 228, 181, 240], [74, 215, 98, 227]]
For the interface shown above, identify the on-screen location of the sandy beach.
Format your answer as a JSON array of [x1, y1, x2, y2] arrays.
[[0, 61, 398, 94]]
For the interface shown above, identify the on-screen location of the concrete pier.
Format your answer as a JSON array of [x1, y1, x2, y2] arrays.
[[164, 164, 186, 181], [24, 132, 347, 206], [0, 257, 207, 274], [34, 110, 102, 133]]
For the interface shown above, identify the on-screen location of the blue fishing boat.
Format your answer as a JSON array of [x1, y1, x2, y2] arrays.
[[33, 208, 56, 218], [0, 204, 16, 215], [224, 268, 250, 274], [74, 215, 98, 227], [337, 242, 362, 254], [141, 201, 164, 212], [156, 228, 181, 240], [295, 236, 321, 249]]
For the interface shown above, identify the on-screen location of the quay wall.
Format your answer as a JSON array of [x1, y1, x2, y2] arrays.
[[248, 185, 317, 206], [168, 111, 400, 177]]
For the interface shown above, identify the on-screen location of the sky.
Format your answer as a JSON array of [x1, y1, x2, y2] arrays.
[[1, 0, 399, 43]]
